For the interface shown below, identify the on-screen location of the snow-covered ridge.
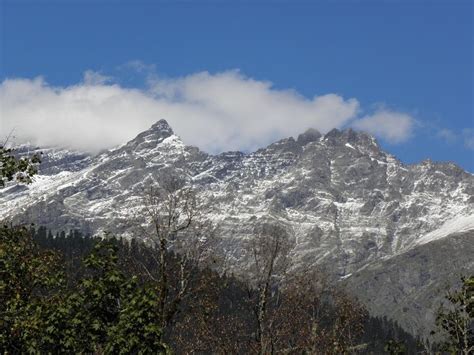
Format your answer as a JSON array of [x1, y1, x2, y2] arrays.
[[1, 120, 473, 271]]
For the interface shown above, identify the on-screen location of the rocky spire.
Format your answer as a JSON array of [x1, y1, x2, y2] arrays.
[[297, 128, 322, 145], [150, 119, 174, 136], [119, 119, 176, 153], [323, 128, 379, 149]]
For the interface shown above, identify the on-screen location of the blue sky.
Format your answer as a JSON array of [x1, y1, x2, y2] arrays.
[[1, 0, 473, 171]]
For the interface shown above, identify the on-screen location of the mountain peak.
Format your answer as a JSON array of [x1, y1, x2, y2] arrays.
[[119, 119, 176, 153], [297, 128, 322, 145], [324, 128, 379, 148], [150, 119, 174, 135], [138, 119, 174, 141]]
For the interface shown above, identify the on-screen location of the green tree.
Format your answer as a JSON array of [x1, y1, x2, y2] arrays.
[[0, 146, 41, 188], [432, 276, 473, 354], [106, 283, 169, 354], [384, 339, 407, 354], [35, 240, 169, 353], [0, 225, 64, 353]]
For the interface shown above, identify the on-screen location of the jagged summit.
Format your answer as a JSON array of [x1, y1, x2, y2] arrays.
[[120, 119, 177, 153], [128, 120, 384, 158], [297, 128, 322, 145], [324, 128, 378, 146], [138, 119, 174, 140], [150, 119, 174, 135]]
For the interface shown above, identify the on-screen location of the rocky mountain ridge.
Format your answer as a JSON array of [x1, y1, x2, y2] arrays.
[[1, 119, 473, 338]]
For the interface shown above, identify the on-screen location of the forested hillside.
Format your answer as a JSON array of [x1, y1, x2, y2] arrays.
[[1, 224, 425, 353]]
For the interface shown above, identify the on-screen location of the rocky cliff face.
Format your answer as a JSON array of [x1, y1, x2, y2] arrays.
[[1, 119, 473, 338]]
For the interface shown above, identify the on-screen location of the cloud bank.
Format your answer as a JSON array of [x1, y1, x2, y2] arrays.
[[352, 110, 415, 143], [1, 70, 415, 154]]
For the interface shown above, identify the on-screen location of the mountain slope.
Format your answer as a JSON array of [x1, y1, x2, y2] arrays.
[[1, 119, 473, 338], [345, 230, 474, 338]]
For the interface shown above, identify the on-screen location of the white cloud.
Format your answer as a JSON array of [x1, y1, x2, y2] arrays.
[[352, 110, 415, 143], [147, 71, 360, 152], [463, 129, 474, 150], [436, 128, 457, 143], [83, 70, 113, 85], [0, 69, 414, 154], [119, 60, 157, 74]]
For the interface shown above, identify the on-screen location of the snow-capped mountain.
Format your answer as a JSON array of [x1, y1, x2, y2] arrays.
[[1, 119, 473, 338]]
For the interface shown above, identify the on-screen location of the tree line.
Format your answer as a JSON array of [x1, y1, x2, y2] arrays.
[[0, 224, 427, 354]]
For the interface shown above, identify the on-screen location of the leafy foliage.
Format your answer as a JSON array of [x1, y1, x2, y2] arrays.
[[0, 147, 41, 188], [106, 284, 169, 354], [432, 276, 474, 354], [384, 339, 407, 354], [0, 225, 63, 353], [0, 227, 169, 353]]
